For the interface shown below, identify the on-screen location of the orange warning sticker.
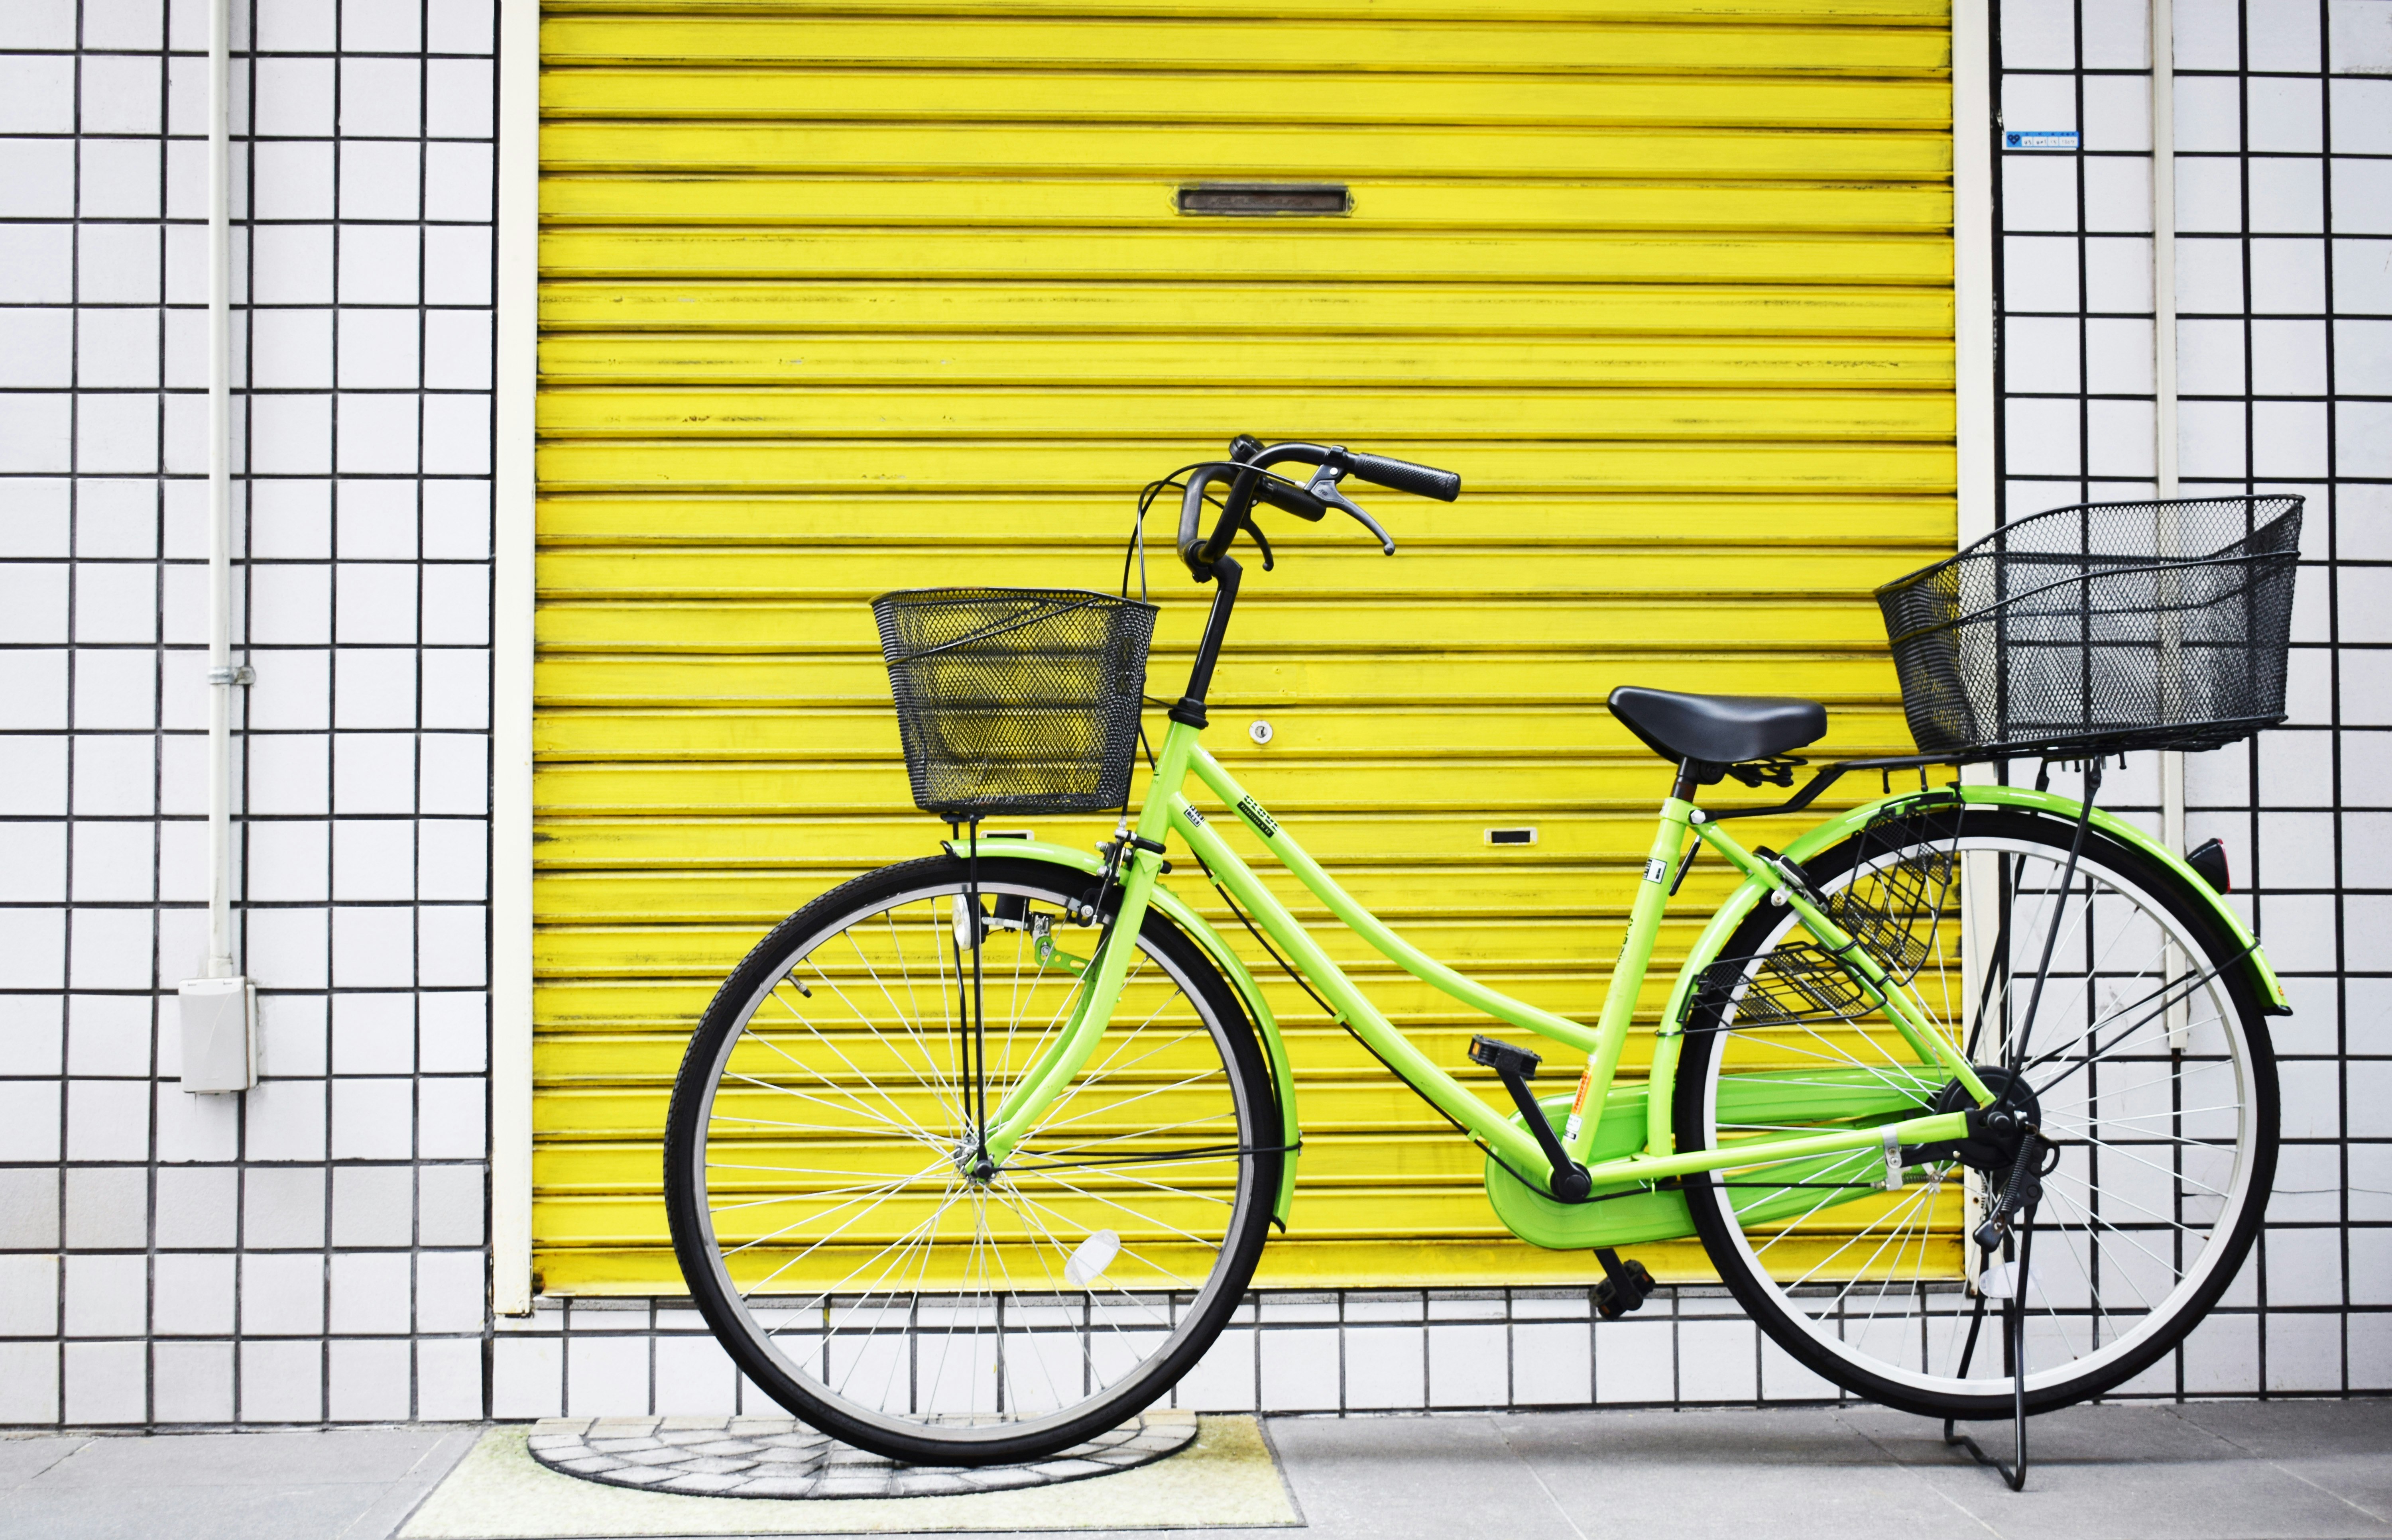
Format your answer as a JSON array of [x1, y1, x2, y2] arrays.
[[1570, 1069, 1593, 1116]]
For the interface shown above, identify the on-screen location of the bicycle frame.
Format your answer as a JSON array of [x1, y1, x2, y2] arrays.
[[980, 714, 1992, 1195]]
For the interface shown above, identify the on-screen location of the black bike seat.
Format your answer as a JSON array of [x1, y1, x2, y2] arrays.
[[1607, 686, 1826, 768]]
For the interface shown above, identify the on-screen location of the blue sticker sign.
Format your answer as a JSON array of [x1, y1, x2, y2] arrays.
[[2004, 129, 2080, 150]]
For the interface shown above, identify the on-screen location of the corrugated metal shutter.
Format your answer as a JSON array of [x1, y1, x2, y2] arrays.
[[533, 0, 1956, 1294]]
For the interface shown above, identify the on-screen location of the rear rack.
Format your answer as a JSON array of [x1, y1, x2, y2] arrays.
[[1704, 752, 1971, 823]]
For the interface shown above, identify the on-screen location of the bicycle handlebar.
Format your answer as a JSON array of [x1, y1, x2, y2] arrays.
[[1175, 438, 1462, 579]]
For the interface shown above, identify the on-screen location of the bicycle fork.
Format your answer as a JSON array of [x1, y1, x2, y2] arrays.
[[976, 737, 1190, 1169]]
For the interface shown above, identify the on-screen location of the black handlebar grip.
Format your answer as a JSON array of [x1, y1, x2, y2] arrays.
[[1346, 451, 1462, 502]]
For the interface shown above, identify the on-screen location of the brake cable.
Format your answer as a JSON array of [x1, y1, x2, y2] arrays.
[[1123, 463, 1226, 603], [1186, 844, 1338, 1021]]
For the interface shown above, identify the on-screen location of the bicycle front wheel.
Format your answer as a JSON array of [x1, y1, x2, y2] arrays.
[[1674, 805, 2278, 1419], [663, 855, 1280, 1465]]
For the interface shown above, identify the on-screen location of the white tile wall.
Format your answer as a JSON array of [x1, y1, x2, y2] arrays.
[[427, 1286, 1863, 1424], [0, 0, 498, 1426], [1998, 0, 2387, 1397], [0, 0, 2382, 1435]]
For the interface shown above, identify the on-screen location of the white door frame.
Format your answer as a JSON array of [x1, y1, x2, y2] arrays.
[[478, 0, 2006, 1320], [491, 0, 539, 1318]]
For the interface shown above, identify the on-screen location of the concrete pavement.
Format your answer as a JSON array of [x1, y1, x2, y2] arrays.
[[0, 1424, 478, 1540], [2, 1400, 2386, 1540]]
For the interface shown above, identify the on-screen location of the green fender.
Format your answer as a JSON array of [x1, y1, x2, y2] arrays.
[[942, 839, 1302, 1229], [1645, 781, 2291, 1155], [1953, 783, 2288, 1016]]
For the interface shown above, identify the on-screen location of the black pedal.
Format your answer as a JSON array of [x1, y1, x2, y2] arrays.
[[1593, 1248, 1656, 1319], [1467, 1035, 1542, 1078]]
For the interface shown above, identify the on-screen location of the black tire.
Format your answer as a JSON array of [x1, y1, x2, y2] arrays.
[[664, 855, 1279, 1465], [1673, 806, 2278, 1420]]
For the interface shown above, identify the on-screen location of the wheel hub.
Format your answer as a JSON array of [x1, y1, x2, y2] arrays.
[[1918, 1065, 2043, 1174], [953, 1131, 998, 1185]]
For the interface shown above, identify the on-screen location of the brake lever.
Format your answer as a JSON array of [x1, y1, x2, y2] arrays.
[[1303, 467, 1396, 555], [1242, 514, 1274, 570]]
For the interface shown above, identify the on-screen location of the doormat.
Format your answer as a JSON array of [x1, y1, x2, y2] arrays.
[[398, 1413, 1301, 1536], [525, 1411, 1195, 1498]]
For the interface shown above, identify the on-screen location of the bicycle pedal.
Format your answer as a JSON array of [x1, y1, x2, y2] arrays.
[[1467, 1035, 1542, 1078], [1593, 1248, 1656, 1318]]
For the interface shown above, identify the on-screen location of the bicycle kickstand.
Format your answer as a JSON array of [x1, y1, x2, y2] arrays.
[[1943, 1211, 2037, 1490], [1943, 1297, 2029, 1490]]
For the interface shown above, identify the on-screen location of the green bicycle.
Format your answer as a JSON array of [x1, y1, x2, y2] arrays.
[[663, 437, 2302, 1473]]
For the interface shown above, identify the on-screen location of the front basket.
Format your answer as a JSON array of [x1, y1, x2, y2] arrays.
[[872, 587, 1159, 820]]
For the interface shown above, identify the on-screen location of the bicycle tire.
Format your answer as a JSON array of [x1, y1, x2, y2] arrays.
[[1673, 806, 2278, 1419], [664, 854, 1280, 1465]]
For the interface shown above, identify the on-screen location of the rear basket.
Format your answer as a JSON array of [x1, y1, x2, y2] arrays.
[[872, 587, 1158, 820], [1690, 797, 1965, 1029], [1876, 496, 2302, 761]]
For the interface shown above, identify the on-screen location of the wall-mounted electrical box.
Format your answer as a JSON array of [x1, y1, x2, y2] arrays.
[[177, 977, 256, 1093]]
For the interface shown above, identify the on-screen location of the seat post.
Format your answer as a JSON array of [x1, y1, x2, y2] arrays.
[[1670, 759, 1708, 802]]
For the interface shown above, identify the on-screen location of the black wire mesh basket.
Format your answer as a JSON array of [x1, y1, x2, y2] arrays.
[[873, 587, 1159, 820], [1875, 496, 2303, 761]]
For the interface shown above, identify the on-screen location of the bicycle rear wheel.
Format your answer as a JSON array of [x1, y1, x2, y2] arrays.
[[1674, 805, 2277, 1419], [664, 855, 1279, 1465]]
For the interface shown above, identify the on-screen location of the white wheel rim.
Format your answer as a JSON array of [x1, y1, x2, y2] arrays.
[[683, 875, 1263, 1444], [1694, 833, 2262, 1399]]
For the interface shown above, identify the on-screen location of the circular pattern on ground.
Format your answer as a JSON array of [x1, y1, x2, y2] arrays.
[[525, 1411, 1198, 1499]]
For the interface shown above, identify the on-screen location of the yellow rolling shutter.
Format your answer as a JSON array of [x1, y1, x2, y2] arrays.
[[533, 0, 1956, 1294]]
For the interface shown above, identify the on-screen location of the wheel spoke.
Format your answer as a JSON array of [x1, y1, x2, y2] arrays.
[[847, 925, 968, 1129]]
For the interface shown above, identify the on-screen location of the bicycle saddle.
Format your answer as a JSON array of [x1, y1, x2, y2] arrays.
[[1607, 686, 1826, 768]]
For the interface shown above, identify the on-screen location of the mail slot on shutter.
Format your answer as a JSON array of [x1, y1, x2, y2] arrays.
[[1177, 183, 1351, 216]]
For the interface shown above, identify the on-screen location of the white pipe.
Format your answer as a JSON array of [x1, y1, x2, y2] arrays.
[[2152, 0, 2178, 510], [1953, 0, 2001, 1282], [2155, 0, 2187, 861], [1955, 0, 1996, 556], [2152, 0, 2193, 1052], [205, 0, 237, 978]]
